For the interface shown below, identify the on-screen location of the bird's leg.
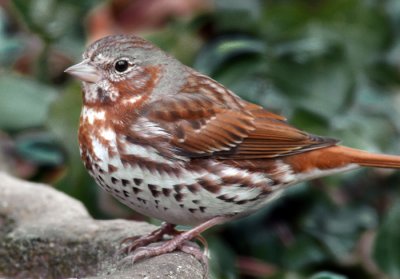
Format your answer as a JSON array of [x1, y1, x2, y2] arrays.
[[119, 222, 178, 254], [122, 216, 230, 271]]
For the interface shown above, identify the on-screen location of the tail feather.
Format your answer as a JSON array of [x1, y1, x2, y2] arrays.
[[335, 146, 400, 169], [283, 145, 400, 175]]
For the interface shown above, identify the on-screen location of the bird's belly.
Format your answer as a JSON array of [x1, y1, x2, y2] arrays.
[[88, 161, 266, 225], [80, 130, 283, 225], [85, 151, 282, 225]]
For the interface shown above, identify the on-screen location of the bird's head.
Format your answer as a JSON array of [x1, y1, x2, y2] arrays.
[[65, 35, 179, 107]]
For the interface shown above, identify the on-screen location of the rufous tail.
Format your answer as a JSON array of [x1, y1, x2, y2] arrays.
[[284, 145, 400, 173], [337, 146, 400, 169]]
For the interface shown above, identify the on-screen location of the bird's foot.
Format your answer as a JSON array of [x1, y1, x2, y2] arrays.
[[118, 222, 178, 254], [122, 239, 208, 265], [121, 235, 209, 276], [119, 216, 229, 277]]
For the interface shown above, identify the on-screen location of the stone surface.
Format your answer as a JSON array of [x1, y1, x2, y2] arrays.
[[0, 172, 205, 278]]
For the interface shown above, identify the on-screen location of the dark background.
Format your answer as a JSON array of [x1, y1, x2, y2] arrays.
[[1, 0, 400, 278]]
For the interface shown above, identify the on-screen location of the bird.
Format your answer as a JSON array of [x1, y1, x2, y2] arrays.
[[65, 34, 400, 270]]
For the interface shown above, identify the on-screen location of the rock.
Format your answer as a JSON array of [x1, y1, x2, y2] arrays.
[[0, 173, 205, 279]]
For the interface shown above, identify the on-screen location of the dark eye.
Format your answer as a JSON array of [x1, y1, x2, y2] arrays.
[[114, 60, 129, 72]]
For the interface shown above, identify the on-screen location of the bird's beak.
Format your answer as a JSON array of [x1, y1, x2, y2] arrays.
[[64, 59, 101, 83]]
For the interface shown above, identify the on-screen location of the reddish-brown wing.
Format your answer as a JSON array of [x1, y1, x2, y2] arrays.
[[227, 101, 338, 159], [143, 74, 337, 159]]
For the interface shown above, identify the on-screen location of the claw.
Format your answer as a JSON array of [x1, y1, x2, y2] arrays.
[[118, 216, 230, 278], [118, 222, 177, 255]]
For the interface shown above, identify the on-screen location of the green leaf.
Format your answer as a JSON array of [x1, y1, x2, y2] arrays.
[[0, 74, 56, 130], [196, 39, 271, 108], [208, 236, 237, 279], [331, 80, 399, 151], [194, 36, 266, 76], [309, 271, 347, 279], [304, 204, 377, 259], [290, 108, 331, 136], [15, 131, 64, 166], [12, 0, 81, 41], [146, 24, 201, 65], [212, 56, 269, 103], [268, 50, 353, 119], [213, 0, 262, 33], [282, 234, 326, 270], [216, 0, 262, 16], [373, 201, 400, 278], [46, 83, 82, 189], [0, 9, 22, 66]]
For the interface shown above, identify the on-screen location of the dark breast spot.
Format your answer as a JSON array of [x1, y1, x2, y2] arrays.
[[235, 200, 248, 205], [132, 187, 142, 194], [137, 197, 147, 204], [133, 178, 143, 186], [198, 178, 220, 194], [148, 184, 158, 191], [162, 188, 172, 197], [148, 184, 161, 198], [111, 177, 119, 184], [173, 184, 184, 193], [108, 164, 117, 173], [187, 183, 201, 193], [174, 193, 184, 202], [217, 194, 237, 203], [121, 179, 130, 186]]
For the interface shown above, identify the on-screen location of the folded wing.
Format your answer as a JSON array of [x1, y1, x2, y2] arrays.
[[143, 75, 337, 159]]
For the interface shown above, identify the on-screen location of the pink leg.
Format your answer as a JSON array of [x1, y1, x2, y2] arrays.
[[119, 222, 178, 254], [122, 216, 231, 272]]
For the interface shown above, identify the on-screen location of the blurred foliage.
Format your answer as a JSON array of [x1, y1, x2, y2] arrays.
[[1, 0, 400, 278]]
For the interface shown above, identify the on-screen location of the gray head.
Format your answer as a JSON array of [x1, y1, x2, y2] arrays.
[[65, 35, 181, 105]]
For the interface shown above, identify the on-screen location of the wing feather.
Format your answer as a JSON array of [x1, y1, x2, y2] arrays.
[[142, 73, 337, 159]]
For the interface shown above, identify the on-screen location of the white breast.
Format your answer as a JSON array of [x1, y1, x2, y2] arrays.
[[81, 109, 277, 225]]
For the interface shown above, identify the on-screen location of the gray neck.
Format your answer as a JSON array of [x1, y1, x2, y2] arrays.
[[149, 54, 189, 102]]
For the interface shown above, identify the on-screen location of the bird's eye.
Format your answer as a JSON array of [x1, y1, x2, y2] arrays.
[[114, 60, 129, 72]]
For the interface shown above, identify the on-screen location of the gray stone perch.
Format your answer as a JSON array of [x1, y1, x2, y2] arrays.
[[0, 173, 205, 278]]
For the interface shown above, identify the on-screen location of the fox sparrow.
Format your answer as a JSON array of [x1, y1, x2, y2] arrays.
[[65, 35, 400, 269]]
